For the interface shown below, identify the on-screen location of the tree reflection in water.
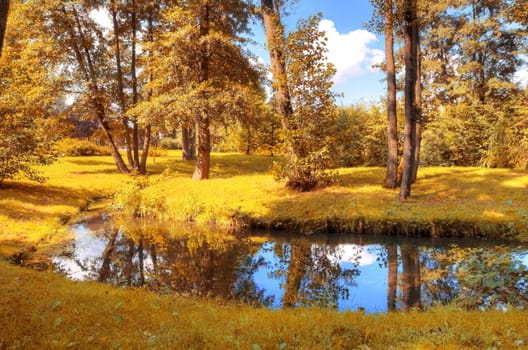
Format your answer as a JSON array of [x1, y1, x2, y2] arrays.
[[53, 213, 528, 312]]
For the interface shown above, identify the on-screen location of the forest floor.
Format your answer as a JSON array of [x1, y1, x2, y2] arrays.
[[1, 151, 528, 348]]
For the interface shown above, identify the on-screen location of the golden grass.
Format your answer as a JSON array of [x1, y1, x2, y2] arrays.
[[2, 152, 528, 348], [2, 261, 528, 349], [2, 152, 528, 263], [143, 161, 528, 239]]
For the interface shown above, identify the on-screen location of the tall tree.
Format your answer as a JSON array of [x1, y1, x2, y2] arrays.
[[261, 3, 338, 191], [0, 0, 8, 56], [192, 0, 212, 180], [399, 0, 418, 200], [135, 0, 262, 179], [109, 0, 134, 168], [260, 0, 294, 137], [410, 13, 422, 184], [50, 3, 130, 173], [0, 0, 61, 184], [382, 0, 399, 189]]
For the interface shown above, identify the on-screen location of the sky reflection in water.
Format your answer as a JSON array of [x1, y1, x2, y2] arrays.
[[53, 212, 528, 313]]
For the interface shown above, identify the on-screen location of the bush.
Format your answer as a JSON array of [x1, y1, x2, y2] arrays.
[[55, 138, 111, 157], [159, 137, 181, 150]]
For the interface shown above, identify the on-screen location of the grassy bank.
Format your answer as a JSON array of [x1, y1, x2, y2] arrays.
[[2, 152, 528, 348], [1, 151, 528, 265], [2, 261, 528, 349]]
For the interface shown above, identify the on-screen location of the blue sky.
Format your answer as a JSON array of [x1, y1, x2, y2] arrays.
[[250, 0, 387, 106], [92, 1, 387, 105]]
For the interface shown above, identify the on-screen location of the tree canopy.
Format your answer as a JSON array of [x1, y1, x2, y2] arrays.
[[0, 0, 527, 196]]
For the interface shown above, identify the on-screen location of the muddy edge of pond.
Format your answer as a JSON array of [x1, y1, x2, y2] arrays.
[[244, 216, 524, 241]]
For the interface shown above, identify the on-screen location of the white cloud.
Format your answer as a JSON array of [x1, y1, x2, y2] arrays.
[[318, 19, 384, 85], [90, 8, 112, 30], [514, 69, 528, 88]]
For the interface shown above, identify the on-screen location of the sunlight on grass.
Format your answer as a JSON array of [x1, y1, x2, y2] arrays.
[[2, 153, 528, 266], [2, 154, 528, 348], [1, 261, 528, 349]]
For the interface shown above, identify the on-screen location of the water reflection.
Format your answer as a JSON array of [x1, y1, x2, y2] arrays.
[[53, 212, 528, 313]]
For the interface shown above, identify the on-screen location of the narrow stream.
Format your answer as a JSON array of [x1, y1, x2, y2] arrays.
[[52, 210, 528, 313]]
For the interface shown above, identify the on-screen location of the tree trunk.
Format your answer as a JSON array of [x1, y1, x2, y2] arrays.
[[383, 0, 398, 189], [139, 124, 151, 174], [0, 0, 9, 57], [399, 0, 418, 200], [411, 24, 422, 184], [193, 114, 211, 180], [182, 125, 197, 160], [110, 0, 134, 168], [387, 244, 398, 311], [139, 7, 156, 175], [67, 6, 129, 174], [261, 0, 294, 154], [192, 1, 211, 180], [130, 0, 140, 170]]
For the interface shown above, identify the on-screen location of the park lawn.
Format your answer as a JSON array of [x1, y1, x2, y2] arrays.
[[1, 151, 528, 264], [1, 152, 528, 348]]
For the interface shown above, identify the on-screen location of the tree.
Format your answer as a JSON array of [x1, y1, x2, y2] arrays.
[[369, 0, 399, 188], [0, 0, 8, 56], [260, 0, 294, 140], [418, 0, 526, 168], [47, 2, 130, 173], [399, 0, 418, 200], [0, 1, 61, 185], [135, 0, 263, 180], [383, 0, 399, 189], [261, 3, 338, 191]]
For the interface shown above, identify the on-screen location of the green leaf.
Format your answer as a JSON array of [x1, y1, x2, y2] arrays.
[[51, 300, 61, 311], [253, 344, 262, 350], [148, 336, 157, 346], [112, 314, 122, 325], [54, 316, 63, 327], [280, 342, 287, 349], [114, 301, 124, 310]]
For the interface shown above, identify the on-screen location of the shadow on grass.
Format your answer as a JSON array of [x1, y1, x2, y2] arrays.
[[248, 166, 528, 238], [65, 157, 118, 167], [0, 181, 95, 220], [148, 153, 277, 178]]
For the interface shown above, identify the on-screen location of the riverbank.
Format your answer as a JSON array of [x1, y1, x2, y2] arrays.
[[1, 151, 528, 267], [2, 152, 528, 348], [2, 260, 528, 349]]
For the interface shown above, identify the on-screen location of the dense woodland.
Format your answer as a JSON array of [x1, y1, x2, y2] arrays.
[[0, 0, 527, 198]]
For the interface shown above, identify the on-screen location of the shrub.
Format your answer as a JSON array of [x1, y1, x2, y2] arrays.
[[55, 138, 111, 157], [159, 137, 181, 150]]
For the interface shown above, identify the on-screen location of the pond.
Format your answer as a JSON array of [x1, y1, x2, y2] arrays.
[[52, 210, 528, 313]]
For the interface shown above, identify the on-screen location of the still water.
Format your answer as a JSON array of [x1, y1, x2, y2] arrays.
[[53, 211, 528, 313]]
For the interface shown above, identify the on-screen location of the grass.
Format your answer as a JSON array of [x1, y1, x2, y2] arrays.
[[1, 151, 528, 348], [2, 261, 528, 349], [139, 153, 528, 239], [2, 151, 528, 264]]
